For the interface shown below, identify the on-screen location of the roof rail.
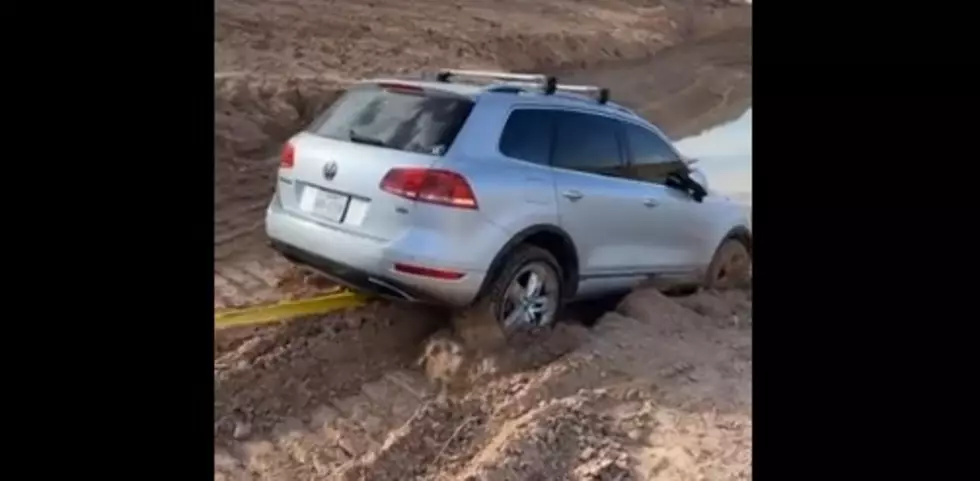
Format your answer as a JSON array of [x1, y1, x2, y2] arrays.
[[435, 69, 556, 93], [435, 68, 610, 104]]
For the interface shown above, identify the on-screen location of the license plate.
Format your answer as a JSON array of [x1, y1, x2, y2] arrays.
[[299, 187, 349, 223]]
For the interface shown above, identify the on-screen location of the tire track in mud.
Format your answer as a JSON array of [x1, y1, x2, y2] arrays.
[[214, 300, 444, 439], [213, 253, 310, 309], [215, 366, 435, 480]]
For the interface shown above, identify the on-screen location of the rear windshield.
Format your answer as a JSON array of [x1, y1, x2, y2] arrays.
[[306, 84, 474, 156]]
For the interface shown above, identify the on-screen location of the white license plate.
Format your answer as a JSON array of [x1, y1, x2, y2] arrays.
[[299, 187, 349, 223]]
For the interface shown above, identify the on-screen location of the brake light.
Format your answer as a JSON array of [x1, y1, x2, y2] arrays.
[[379, 168, 478, 209], [280, 142, 295, 169]]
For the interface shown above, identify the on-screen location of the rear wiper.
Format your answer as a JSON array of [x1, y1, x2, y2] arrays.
[[348, 128, 386, 147]]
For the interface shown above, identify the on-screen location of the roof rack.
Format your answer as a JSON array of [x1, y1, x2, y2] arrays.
[[435, 69, 610, 104]]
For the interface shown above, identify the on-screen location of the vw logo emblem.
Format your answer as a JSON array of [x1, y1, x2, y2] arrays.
[[322, 161, 338, 180]]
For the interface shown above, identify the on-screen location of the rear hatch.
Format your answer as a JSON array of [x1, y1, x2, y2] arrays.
[[276, 82, 475, 241]]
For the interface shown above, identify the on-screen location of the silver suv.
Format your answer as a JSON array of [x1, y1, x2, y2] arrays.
[[266, 69, 752, 334]]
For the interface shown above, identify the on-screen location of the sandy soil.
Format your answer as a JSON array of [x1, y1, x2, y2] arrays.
[[215, 0, 753, 479], [215, 0, 748, 78]]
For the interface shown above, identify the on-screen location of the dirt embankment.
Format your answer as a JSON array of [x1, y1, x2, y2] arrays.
[[214, 0, 751, 262]]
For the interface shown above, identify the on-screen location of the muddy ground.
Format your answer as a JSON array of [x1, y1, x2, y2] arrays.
[[216, 289, 752, 481], [215, 0, 752, 479]]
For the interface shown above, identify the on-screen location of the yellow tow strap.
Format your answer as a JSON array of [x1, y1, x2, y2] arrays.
[[214, 289, 371, 330]]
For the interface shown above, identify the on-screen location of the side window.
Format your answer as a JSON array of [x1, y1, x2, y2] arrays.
[[551, 111, 627, 177], [499, 109, 554, 166], [623, 122, 687, 185]]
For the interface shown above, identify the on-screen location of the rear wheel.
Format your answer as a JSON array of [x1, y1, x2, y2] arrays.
[[452, 245, 564, 351], [704, 238, 752, 289]]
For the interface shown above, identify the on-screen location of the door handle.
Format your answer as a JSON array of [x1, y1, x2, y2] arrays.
[[562, 190, 584, 201], [643, 198, 659, 208]]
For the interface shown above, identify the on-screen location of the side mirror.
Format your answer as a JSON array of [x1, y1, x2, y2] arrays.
[[665, 169, 708, 202], [687, 168, 709, 194]]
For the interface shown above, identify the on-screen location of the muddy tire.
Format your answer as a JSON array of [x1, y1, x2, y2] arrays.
[[452, 245, 565, 351], [704, 238, 752, 290]]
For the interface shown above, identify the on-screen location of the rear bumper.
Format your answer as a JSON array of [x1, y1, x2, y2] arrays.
[[265, 207, 486, 307], [270, 239, 438, 303]]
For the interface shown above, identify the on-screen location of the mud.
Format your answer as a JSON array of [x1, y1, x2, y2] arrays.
[[214, 301, 446, 446], [214, 288, 752, 480]]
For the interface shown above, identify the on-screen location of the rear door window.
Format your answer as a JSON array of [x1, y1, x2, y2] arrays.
[[498, 109, 554, 166], [307, 84, 474, 156], [550, 110, 628, 177]]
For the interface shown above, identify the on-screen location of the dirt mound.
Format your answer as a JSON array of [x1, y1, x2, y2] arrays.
[[214, 288, 751, 480]]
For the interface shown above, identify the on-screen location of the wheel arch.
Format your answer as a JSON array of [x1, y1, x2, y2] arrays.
[[475, 224, 580, 303], [720, 224, 752, 257]]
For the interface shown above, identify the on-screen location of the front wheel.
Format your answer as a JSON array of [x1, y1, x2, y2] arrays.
[[704, 238, 752, 290], [452, 245, 564, 350]]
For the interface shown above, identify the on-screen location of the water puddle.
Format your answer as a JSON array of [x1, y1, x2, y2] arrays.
[[674, 108, 752, 205]]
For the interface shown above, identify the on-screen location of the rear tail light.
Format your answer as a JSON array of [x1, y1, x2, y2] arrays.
[[393, 262, 465, 280], [379, 168, 478, 209], [280, 142, 295, 169]]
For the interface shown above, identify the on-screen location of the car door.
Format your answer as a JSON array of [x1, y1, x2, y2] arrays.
[[620, 120, 716, 272], [549, 109, 657, 283]]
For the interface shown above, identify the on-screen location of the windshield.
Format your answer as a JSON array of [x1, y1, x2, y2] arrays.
[[306, 84, 474, 156]]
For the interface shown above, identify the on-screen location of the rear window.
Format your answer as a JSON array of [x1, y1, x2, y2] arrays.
[[499, 109, 554, 165], [306, 84, 474, 156]]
